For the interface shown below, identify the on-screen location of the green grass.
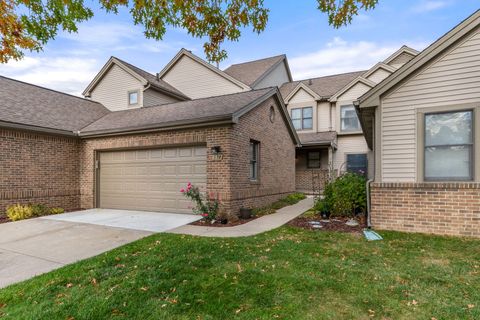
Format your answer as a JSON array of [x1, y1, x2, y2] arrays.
[[253, 192, 307, 216], [1, 228, 479, 319]]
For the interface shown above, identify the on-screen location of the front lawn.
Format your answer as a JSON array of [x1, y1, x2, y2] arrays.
[[1, 227, 479, 319]]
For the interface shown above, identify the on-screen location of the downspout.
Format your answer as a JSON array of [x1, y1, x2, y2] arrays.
[[365, 108, 376, 229]]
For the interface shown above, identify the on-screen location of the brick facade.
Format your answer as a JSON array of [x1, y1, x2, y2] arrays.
[[295, 169, 330, 194], [371, 182, 480, 237], [0, 129, 80, 211], [79, 97, 296, 217]]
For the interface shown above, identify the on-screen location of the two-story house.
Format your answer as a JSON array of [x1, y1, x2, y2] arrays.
[[274, 46, 418, 193]]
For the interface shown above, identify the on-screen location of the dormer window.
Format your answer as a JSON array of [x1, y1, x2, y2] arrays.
[[128, 91, 139, 106]]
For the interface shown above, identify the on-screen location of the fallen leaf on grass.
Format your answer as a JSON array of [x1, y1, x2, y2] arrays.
[[468, 304, 475, 309], [91, 278, 98, 286], [66, 283, 73, 288], [140, 287, 148, 291]]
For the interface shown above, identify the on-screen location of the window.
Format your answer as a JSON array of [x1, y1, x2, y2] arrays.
[[291, 107, 313, 130], [249, 140, 260, 181], [424, 110, 473, 181], [340, 105, 360, 132], [128, 91, 139, 105], [346, 154, 367, 176], [307, 152, 321, 168]]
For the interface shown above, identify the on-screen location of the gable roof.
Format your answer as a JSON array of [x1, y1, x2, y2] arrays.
[[79, 88, 300, 145], [158, 48, 251, 91], [329, 77, 376, 102], [359, 10, 480, 109], [0, 76, 110, 135], [383, 45, 419, 65], [82, 57, 189, 100], [279, 70, 365, 101], [223, 54, 292, 87], [357, 10, 480, 150], [362, 62, 397, 79], [283, 82, 321, 102]]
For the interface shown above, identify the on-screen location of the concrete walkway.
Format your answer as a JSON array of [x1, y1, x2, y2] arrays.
[[168, 197, 314, 237]]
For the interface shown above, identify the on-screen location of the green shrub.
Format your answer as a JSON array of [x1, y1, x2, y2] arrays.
[[317, 172, 367, 218], [6, 204, 34, 221], [31, 204, 49, 217], [49, 208, 65, 215]]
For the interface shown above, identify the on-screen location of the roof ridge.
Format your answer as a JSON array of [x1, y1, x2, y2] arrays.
[[0, 75, 103, 105], [226, 54, 285, 68], [292, 70, 367, 83]]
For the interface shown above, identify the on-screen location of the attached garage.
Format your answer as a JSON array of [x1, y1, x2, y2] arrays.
[[98, 145, 207, 213]]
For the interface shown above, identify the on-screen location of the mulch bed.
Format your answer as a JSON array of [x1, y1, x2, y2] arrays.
[[190, 215, 260, 227], [289, 214, 366, 234], [0, 215, 10, 224]]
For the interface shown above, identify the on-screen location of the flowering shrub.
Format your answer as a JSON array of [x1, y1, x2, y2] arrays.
[[180, 182, 219, 221]]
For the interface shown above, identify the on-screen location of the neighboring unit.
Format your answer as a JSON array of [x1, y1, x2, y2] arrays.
[[358, 10, 480, 237], [279, 46, 418, 193]]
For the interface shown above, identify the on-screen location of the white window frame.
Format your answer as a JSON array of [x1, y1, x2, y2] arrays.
[[340, 104, 361, 132], [128, 90, 139, 106], [291, 107, 313, 131]]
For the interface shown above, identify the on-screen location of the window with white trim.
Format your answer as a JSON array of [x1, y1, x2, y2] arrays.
[[307, 152, 321, 168], [424, 110, 473, 181], [340, 105, 360, 132], [128, 91, 139, 105], [291, 107, 313, 130]]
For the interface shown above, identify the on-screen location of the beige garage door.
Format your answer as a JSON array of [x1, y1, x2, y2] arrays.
[[98, 145, 207, 213]]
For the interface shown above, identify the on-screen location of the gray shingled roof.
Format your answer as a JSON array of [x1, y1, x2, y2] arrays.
[[0, 76, 110, 132], [115, 58, 190, 100], [298, 131, 337, 146], [80, 88, 275, 135], [224, 55, 286, 87], [279, 71, 365, 100]]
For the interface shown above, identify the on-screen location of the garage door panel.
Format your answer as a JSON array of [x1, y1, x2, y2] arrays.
[[99, 146, 207, 213]]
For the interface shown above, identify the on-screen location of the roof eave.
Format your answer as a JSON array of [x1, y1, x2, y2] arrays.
[[0, 120, 77, 137], [78, 116, 234, 138]]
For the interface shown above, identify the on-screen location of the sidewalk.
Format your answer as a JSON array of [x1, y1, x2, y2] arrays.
[[167, 197, 314, 237]]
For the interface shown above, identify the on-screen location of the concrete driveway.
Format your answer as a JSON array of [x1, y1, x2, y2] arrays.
[[0, 209, 200, 288]]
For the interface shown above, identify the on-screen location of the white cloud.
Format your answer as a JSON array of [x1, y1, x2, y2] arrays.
[[0, 21, 188, 95], [289, 37, 428, 80], [412, 1, 451, 13], [0, 56, 99, 95]]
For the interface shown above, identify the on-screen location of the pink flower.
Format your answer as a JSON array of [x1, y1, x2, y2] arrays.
[[202, 213, 209, 217], [180, 188, 185, 193], [187, 185, 192, 191], [187, 182, 191, 187]]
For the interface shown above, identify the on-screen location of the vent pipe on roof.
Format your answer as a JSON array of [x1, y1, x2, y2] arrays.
[[308, 79, 313, 85], [156, 73, 160, 81]]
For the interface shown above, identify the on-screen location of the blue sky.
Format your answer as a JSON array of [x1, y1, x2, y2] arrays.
[[0, 0, 478, 95]]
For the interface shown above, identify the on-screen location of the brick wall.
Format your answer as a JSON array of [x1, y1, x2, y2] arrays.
[[0, 129, 80, 211], [371, 182, 480, 237], [295, 169, 329, 194], [229, 97, 296, 212], [79, 97, 297, 217]]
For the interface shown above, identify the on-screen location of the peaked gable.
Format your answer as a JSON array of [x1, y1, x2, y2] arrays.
[[159, 49, 250, 99], [224, 54, 293, 88]]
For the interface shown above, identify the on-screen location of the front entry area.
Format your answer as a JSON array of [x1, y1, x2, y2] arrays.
[[98, 145, 207, 213]]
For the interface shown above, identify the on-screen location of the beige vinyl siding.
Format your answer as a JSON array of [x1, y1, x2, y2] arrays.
[[90, 64, 144, 111], [288, 88, 316, 103], [143, 88, 181, 107], [366, 68, 392, 84], [381, 28, 480, 182], [253, 62, 290, 89], [317, 102, 331, 132], [387, 52, 416, 69], [161, 55, 246, 99]]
